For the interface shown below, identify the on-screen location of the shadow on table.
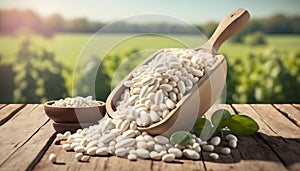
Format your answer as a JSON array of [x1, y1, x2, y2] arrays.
[[202, 132, 300, 168]]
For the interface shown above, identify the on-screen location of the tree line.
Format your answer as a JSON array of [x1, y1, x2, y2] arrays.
[[0, 9, 299, 37]]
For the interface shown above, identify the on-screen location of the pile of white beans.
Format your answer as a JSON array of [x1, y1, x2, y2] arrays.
[[112, 48, 217, 126], [52, 96, 99, 107], [51, 49, 238, 163], [53, 129, 238, 162]]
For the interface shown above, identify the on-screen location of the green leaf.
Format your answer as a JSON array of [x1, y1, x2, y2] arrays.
[[170, 131, 192, 146], [224, 115, 259, 135], [211, 109, 231, 130], [192, 118, 214, 140]]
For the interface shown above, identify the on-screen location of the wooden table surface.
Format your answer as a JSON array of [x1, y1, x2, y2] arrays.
[[0, 104, 299, 171]]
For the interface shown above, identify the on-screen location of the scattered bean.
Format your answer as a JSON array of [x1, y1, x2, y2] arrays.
[[183, 149, 200, 160], [203, 145, 214, 152], [162, 153, 176, 162], [210, 153, 219, 160], [49, 153, 56, 163], [221, 147, 231, 155], [210, 136, 221, 146], [229, 140, 237, 148]]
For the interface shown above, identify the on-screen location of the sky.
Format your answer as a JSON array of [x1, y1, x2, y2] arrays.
[[0, 0, 299, 24]]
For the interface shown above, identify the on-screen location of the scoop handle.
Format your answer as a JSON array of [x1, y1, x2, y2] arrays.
[[198, 8, 250, 53]]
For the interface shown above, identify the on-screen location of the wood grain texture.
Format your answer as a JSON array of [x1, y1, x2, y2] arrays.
[[233, 104, 300, 171], [199, 8, 250, 53], [0, 104, 7, 109], [273, 104, 300, 127], [0, 104, 25, 126], [0, 121, 55, 171], [250, 104, 299, 138], [292, 104, 300, 110], [0, 105, 48, 167]]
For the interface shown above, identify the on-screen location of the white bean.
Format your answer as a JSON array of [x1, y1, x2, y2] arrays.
[[62, 144, 72, 151], [101, 118, 112, 132], [160, 84, 173, 92], [126, 95, 139, 106], [147, 141, 155, 150], [136, 135, 146, 141], [150, 151, 161, 160], [74, 146, 85, 153], [229, 140, 237, 148], [225, 134, 238, 142], [141, 77, 154, 85], [120, 120, 130, 131], [221, 147, 231, 155], [115, 138, 136, 149], [80, 155, 90, 162], [139, 86, 149, 99], [203, 145, 214, 152], [71, 142, 80, 149], [168, 148, 183, 158], [166, 99, 175, 109], [169, 92, 177, 102], [98, 133, 115, 144], [149, 110, 160, 122], [63, 131, 71, 139], [154, 90, 164, 105], [154, 135, 169, 144], [137, 141, 148, 149], [209, 153, 219, 160], [80, 138, 88, 146], [122, 130, 136, 138], [162, 153, 175, 162], [154, 144, 167, 152], [75, 153, 83, 161], [144, 135, 154, 141], [128, 154, 137, 161], [140, 111, 150, 126], [136, 149, 150, 159], [87, 147, 98, 155], [86, 141, 97, 148], [177, 81, 186, 94], [115, 148, 128, 157], [56, 133, 65, 141], [199, 141, 207, 146], [183, 149, 200, 160], [49, 153, 56, 163], [210, 136, 221, 146], [96, 147, 110, 155]]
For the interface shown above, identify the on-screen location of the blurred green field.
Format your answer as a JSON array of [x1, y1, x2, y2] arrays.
[[0, 33, 299, 97], [1, 33, 299, 66]]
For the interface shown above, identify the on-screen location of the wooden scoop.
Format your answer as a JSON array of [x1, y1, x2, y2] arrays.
[[106, 8, 250, 135]]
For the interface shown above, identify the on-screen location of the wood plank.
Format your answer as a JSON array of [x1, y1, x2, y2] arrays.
[[0, 120, 55, 170], [0, 104, 26, 126], [36, 142, 206, 171], [273, 104, 300, 127], [292, 104, 300, 110], [34, 140, 152, 171], [0, 104, 7, 109], [201, 104, 287, 171], [251, 104, 299, 138], [0, 104, 49, 168], [233, 104, 300, 171], [104, 156, 152, 171], [152, 159, 205, 171]]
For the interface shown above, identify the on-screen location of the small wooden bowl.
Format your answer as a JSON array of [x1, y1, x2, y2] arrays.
[[44, 101, 106, 123], [52, 122, 98, 133]]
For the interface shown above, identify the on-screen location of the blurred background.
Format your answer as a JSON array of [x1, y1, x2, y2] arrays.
[[0, 0, 299, 104]]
